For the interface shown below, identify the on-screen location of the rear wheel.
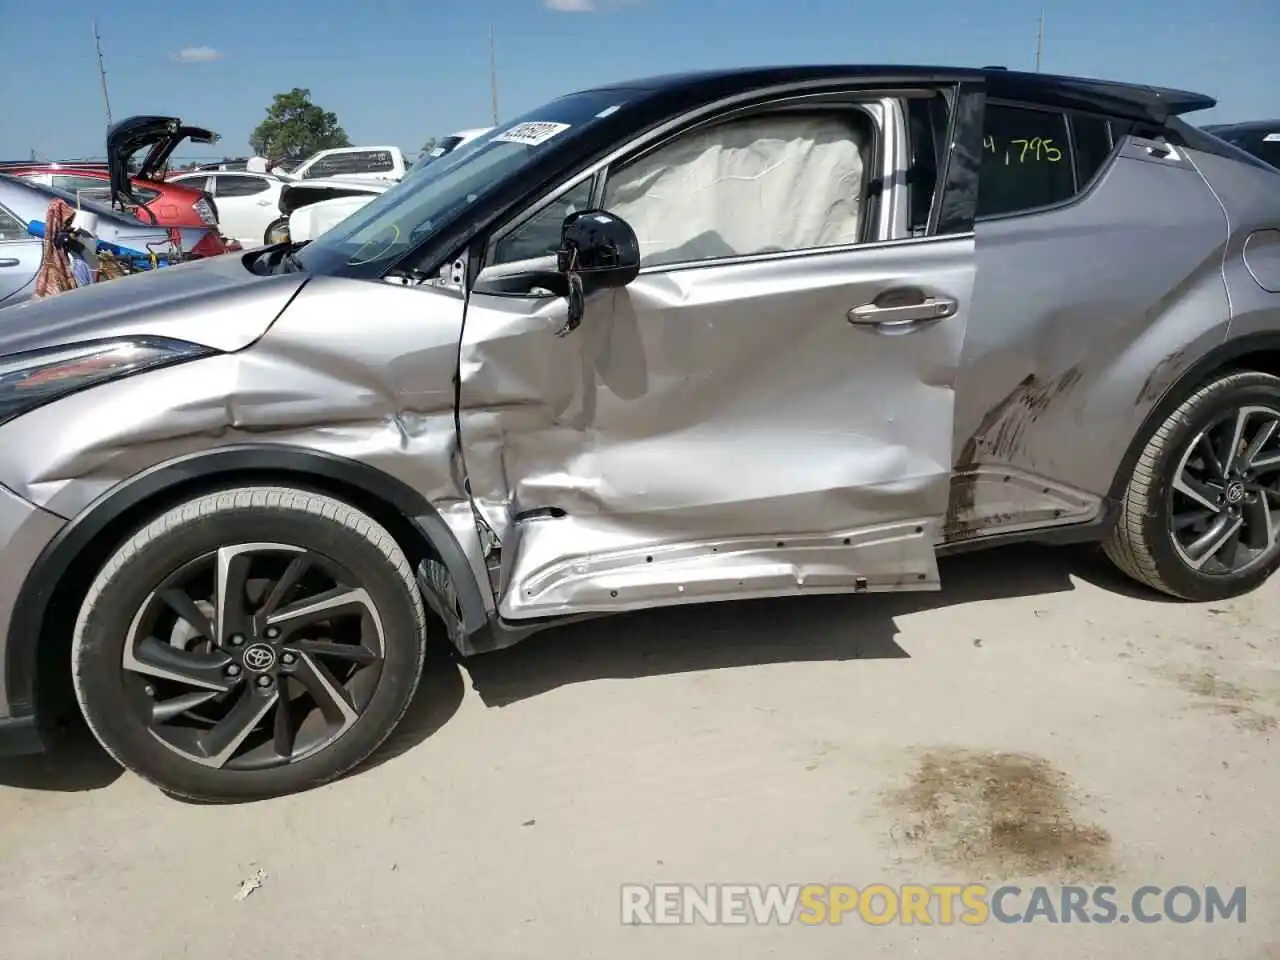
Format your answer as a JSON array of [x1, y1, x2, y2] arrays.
[[72, 487, 426, 802], [1105, 371, 1280, 599]]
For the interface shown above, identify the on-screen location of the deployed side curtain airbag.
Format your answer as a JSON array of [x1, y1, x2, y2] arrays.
[[603, 113, 868, 267]]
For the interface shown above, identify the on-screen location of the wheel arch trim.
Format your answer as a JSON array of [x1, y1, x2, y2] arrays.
[[1106, 332, 1280, 504], [3, 443, 492, 726]]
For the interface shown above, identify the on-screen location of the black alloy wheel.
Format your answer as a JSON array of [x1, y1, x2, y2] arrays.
[[73, 488, 427, 801], [120, 543, 382, 770], [1167, 404, 1280, 575], [1106, 370, 1280, 600]]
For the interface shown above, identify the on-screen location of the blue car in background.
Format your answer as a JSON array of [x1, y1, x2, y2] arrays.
[[0, 175, 218, 308]]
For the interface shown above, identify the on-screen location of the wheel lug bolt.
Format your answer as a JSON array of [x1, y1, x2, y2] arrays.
[[256, 675, 274, 688], [230, 634, 245, 646], [281, 652, 296, 665], [144, 685, 155, 697], [265, 627, 280, 639], [225, 664, 241, 677]]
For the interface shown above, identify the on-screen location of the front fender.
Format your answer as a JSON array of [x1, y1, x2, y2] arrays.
[[2, 444, 494, 729]]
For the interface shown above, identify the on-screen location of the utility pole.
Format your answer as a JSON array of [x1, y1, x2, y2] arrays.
[[93, 21, 114, 132], [1034, 9, 1045, 72], [488, 23, 499, 126]]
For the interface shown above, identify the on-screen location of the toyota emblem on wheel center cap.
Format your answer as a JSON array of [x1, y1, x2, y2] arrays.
[[242, 643, 278, 672], [1225, 481, 1246, 504]]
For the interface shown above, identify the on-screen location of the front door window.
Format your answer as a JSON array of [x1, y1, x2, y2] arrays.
[[602, 111, 872, 267]]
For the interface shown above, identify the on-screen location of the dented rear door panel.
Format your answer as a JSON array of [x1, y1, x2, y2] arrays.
[[948, 133, 1231, 542], [459, 233, 976, 620]]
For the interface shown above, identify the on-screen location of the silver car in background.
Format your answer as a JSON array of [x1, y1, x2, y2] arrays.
[[0, 65, 1278, 802], [0, 175, 210, 308]]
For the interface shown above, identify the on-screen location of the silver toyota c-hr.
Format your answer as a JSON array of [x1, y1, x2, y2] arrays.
[[1, 65, 1278, 801]]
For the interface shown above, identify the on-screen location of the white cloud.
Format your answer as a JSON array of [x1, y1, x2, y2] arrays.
[[173, 46, 223, 63]]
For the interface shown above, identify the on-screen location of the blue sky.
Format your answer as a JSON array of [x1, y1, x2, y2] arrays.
[[0, 0, 1275, 161]]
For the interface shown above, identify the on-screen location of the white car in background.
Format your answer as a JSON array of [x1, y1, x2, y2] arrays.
[[279, 178, 392, 243], [279, 129, 494, 243], [273, 146, 408, 183], [168, 170, 283, 248]]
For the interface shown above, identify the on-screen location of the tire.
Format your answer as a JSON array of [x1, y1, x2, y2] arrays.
[[1104, 370, 1280, 600], [72, 487, 427, 802]]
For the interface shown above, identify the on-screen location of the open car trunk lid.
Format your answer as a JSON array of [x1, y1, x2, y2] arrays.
[[107, 115, 219, 204]]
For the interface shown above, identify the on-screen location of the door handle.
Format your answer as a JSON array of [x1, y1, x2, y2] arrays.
[[256, 200, 272, 206], [0, 259, 19, 268], [848, 295, 956, 328]]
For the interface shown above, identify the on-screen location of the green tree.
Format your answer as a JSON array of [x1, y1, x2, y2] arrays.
[[250, 88, 351, 161]]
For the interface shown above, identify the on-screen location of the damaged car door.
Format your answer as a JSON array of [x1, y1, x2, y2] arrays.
[[458, 86, 978, 620]]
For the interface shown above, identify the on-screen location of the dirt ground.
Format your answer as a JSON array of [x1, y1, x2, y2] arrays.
[[1, 544, 1276, 959]]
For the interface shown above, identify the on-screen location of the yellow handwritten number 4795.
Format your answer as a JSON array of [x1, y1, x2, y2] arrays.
[[983, 135, 1063, 164]]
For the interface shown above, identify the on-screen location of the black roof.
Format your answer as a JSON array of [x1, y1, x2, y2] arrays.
[[582, 65, 1215, 124]]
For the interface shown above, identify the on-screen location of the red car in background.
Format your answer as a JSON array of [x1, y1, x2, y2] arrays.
[[3, 116, 237, 257]]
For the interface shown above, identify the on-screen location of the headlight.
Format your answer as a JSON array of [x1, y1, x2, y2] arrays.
[[0, 337, 215, 426]]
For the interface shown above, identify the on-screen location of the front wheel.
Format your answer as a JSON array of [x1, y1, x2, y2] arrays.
[[72, 487, 427, 802], [1105, 370, 1280, 600]]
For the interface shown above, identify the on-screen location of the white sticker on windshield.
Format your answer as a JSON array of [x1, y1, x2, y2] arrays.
[[1264, 133, 1280, 142], [493, 121, 571, 146]]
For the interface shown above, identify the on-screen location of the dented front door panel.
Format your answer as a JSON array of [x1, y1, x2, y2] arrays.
[[458, 236, 976, 620]]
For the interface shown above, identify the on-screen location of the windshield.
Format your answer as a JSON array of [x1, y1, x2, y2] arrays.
[[298, 89, 630, 276]]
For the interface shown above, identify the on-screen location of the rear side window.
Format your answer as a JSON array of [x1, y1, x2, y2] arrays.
[[978, 104, 1075, 217], [303, 155, 339, 178], [52, 174, 107, 196], [214, 175, 269, 197], [353, 150, 395, 173], [305, 151, 395, 178]]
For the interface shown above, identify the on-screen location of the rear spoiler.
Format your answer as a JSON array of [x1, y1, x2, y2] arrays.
[[987, 72, 1216, 125]]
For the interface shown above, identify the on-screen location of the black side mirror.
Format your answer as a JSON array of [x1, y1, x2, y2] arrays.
[[555, 209, 640, 337]]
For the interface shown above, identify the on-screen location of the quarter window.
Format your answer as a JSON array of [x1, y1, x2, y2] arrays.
[[1070, 115, 1114, 188], [492, 179, 595, 265], [601, 110, 874, 268]]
